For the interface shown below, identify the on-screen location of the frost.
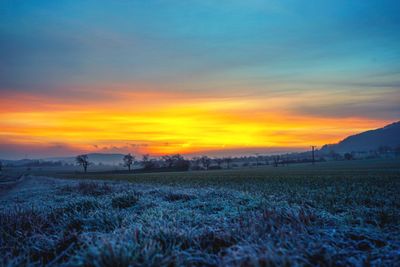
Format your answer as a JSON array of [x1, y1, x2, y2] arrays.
[[0, 175, 399, 266]]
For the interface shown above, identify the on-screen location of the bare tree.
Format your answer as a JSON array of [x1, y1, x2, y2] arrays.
[[162, 154, 187, 169], [255, 153, 260, 167], [191, 157, 202, 170], [215, 158, 223, 169], [200, 156, 211, 170], [272, 155, 280, 167], [223, 157, 232, 169], [141, 154, 156, 170], [123, 153, 135, 172], [161, 155, 174, 168], [76, 154, 89, 173]]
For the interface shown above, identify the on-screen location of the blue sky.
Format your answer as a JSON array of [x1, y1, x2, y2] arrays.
[[1, 0, 399, 93]]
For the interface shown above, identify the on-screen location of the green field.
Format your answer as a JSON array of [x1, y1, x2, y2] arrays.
[[39, 158, 400, 184]]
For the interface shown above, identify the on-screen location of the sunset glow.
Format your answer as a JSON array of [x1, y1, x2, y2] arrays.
[[0, 1, 399, 158], [0, 87, 391, 158]]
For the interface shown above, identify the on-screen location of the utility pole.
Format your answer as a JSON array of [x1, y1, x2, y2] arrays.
[[311, 146, 316, 165]]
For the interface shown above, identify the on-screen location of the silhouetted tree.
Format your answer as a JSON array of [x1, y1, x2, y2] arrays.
[[161, 155, 174, 168], [191, 157, 202, 170], [272, 155, 280, 167], [254, 154, 261, 166], [123, 153, 135, 172], [141, 154, 156, 170], [0, 161, 2, 172], [215, 158, 223, 168], [200, 156, 211, 170], [161, 154, 188, 169], [172, 154, 188, 168], [76, 154, 89, 173], [223, 157, 232, 169]]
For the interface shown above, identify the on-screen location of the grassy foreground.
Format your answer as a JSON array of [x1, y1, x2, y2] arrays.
[[1, 159, 399, 266]]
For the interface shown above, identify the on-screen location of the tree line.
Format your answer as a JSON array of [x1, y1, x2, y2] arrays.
[[74, 145, 400, 173], [75, 154, 235, 173]]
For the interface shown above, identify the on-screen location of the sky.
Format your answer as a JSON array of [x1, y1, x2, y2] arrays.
[[0, 0, 399, 159]]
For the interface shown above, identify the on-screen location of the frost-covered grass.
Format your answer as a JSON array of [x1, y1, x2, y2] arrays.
[[1, 160, 400, 266]]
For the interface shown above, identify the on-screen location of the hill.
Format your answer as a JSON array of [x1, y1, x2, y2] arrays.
[[321, 121, 400, 153]]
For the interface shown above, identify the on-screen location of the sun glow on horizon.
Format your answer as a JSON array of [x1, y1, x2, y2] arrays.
[[0, 87, 390, 158]]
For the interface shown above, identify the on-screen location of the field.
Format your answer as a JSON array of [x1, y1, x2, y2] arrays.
[[1, 159, 400, 266]]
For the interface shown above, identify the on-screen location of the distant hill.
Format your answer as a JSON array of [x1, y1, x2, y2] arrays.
[[321, 121, 400, 153]]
